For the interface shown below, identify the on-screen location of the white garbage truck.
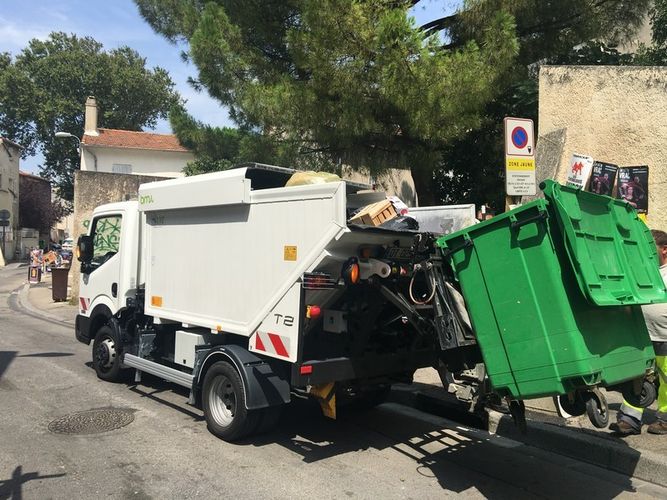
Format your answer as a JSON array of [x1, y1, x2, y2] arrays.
[[75, 163, 480, 441]]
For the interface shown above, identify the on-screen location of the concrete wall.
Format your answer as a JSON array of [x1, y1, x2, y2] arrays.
[[0, 141, 20, 263], [81, 147, 193, 178], [72, 170, 169, 298], [538, 65, 667, 229]]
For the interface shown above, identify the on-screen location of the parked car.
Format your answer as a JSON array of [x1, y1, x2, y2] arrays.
[[61, 238, 74, 251]]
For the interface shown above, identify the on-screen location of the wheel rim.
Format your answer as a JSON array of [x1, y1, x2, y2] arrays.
[[95, 337, 116, 371], [208, 375, 236, 427]]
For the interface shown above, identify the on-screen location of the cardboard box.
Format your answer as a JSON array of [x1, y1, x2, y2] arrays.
[[349, 199, 397, 226]]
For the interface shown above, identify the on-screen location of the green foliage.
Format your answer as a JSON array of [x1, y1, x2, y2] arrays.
[[169, 104, 308, 175], [137, 0, 519, 204], [19, 175, 67, 234], [0, 32, 179, 202], [137, 0, 658, 207]]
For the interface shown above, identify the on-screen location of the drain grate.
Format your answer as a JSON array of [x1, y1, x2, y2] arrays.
[[48, 407, 135, 435]]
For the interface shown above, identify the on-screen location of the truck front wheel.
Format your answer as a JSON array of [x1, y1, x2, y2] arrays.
[[202, 361, 259, 441], [92, 325, 123, 382]]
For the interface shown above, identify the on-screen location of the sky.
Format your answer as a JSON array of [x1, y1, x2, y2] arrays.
[[0, 0, 460, 173]]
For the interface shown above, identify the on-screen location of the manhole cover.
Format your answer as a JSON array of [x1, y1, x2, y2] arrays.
[[48, 407, 135, 435]]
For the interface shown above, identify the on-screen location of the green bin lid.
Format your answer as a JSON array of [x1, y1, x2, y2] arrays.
[[541, 179, 667, 306]]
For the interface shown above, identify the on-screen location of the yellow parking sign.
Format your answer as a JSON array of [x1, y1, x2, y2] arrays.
[[505, 156, 536, 195]]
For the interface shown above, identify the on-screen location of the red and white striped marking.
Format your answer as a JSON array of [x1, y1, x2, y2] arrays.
[[253, 331, 290, 359], [79, 297, 91, 313]]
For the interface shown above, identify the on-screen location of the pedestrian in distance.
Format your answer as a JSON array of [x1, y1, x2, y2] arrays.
[[611, 229, 667, 435]]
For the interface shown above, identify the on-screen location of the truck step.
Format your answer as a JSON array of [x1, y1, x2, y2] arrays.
[[123, 354, 194, 389]]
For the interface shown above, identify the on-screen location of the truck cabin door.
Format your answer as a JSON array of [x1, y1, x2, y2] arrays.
[[80, 213, 123, 312]]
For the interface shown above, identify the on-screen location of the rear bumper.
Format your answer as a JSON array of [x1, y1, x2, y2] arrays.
[[292, 348, 436, 387], [75, 314, 92, 345]]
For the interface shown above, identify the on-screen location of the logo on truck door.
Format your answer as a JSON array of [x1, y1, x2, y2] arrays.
[[139, 194, 154, 205]]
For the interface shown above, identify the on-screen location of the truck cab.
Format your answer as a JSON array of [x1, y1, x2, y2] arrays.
[[75, 201, 141, 345]]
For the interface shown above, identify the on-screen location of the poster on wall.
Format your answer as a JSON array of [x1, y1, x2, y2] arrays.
[[566, 153, 594, 189], [587, 161, 618, 197], [616, 166, 649, 216]]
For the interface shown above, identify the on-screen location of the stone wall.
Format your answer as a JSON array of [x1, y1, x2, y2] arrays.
[[538, 65, 667, 229], [71, 171, 169, 299]]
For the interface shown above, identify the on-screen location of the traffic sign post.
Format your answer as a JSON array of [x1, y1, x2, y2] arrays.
[[0, 209, 8, 262], [504, 117, 536, 197]]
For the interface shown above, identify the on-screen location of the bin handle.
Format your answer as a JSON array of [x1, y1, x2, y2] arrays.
[[511, 209, 548, 229], [441, 235, 473, 258]]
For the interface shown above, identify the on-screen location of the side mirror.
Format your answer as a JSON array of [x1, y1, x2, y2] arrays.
[[77, 235, 94, 263]]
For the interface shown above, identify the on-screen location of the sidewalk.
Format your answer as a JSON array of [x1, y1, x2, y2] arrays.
[[22, 265, 78, 325], [391, 368, 667, 487], [16, 267, 667, 486]]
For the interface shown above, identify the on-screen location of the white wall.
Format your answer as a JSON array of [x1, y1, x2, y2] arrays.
[[81, 146, 193, 178]]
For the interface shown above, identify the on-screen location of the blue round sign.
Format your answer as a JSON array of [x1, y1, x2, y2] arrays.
[[511, 126, 528, 149]]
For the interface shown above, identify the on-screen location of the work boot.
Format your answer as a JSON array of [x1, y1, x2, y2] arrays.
[[647, 420, 667, 435], [609, 419, 641, 436]]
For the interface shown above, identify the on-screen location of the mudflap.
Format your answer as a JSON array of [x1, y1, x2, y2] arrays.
[[310, 382, 337, 419]]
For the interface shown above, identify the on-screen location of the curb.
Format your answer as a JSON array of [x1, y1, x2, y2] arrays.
[[487, 410, 667, 488], [391, 386, 667, 487], [10, 283, 75, 328]]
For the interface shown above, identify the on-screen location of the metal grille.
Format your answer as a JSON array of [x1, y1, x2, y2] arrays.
[[48, 407, 135, 435]]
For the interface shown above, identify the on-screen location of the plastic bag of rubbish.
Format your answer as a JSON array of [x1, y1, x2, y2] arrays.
[[286, 171, 341, 187], [379, 215, 419, 231]]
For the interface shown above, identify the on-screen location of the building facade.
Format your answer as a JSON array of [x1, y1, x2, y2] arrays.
[[79, 97, 194, 178], [0, 137, 21, 262], [18, 171, 52, 252]]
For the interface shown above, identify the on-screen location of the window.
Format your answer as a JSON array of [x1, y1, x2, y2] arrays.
[[112, 163, 132, 174], [91, 215, 122, 266]]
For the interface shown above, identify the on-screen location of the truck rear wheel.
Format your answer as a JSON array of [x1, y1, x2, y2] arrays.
[[92, 325, 123, 382], [202, 361, 259, 441]]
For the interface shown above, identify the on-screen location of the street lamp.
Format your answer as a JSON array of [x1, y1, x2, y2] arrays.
[[55, 131, 81, 153]]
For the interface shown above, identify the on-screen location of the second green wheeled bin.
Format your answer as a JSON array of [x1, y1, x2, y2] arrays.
[[436, 181, 664, 405]]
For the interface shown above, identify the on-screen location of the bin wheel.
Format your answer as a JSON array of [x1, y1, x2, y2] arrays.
[[584, 390, 609, 428], [554, 393, 586, 419], [202, 361, 260, 441], [509, 400, 527, 434], [622, 380, 657, 409]]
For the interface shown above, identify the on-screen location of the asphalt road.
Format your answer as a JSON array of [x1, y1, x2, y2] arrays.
[[1, 265, 665, 499]]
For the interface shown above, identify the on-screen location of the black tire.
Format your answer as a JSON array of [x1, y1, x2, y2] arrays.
[[622, 380, 658, 409], [555, 392, 587, 418], [202, 361, 260, 441], [92, 325, 123, 382], [584, 390, 609, 428]]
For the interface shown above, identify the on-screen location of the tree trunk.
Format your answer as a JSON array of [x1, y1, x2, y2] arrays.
[[410, 164, 437, 207]]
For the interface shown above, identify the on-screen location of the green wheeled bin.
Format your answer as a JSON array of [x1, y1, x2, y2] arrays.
[[436, 181, 664, 410]]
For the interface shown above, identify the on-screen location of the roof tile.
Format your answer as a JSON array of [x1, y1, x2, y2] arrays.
[[82, 128, 191, 152]]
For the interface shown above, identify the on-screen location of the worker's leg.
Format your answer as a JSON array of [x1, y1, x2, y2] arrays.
[[611, 399, 644, 435], [647, 355, 667, 435]]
